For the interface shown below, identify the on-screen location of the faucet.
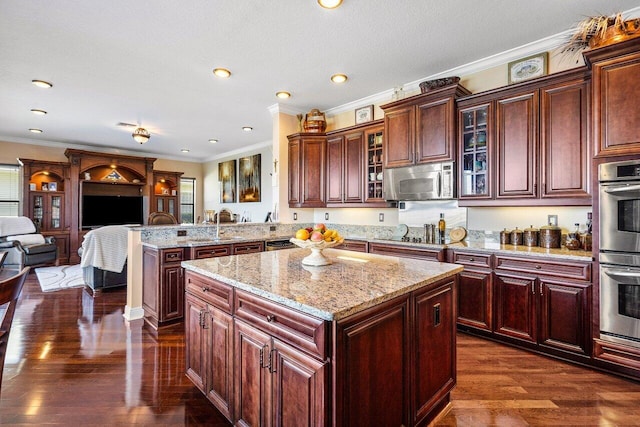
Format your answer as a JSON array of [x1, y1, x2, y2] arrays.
[[216, 211, 220, 239]]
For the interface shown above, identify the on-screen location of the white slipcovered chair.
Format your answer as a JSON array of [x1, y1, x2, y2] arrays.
[[0, 216, 57, 270], [79, 225, 128, 292]]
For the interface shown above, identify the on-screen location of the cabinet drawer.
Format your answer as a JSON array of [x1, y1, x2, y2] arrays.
[[337, 239, 368, 253], [191, 244, 232, 259], [452, 251, 492, 269], [495, 255, 591, 281], [368, 242, 444, 261], [234, 289, 328, 360], [185, 271, 233, 314], [232, 241, 264, 255], [162, 248, 184, 263]]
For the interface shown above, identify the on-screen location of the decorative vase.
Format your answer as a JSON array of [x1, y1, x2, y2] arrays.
[[303, 109, 327, 133]]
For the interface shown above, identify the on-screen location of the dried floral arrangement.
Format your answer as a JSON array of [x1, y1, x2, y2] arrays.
[[562, 13, 640, 52]]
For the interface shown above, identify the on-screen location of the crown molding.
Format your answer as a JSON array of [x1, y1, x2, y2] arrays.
[[202, 139, 272, 163], [268, 103, 305, 117]]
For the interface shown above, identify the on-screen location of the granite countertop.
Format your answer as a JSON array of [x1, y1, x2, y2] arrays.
[[142, 234, 292, 249], [181, 248, 462, 321]]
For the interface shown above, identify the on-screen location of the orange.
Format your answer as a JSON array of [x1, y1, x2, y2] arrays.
[[295, 228, 310, 240]]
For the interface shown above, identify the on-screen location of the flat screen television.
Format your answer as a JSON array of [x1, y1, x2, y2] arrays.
[[82, 195, 143, 228]]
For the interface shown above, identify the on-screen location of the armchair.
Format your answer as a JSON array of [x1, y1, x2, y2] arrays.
[[0, 216, 58, 270]]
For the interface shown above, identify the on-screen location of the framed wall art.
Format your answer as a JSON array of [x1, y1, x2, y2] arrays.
[[48, 182, 57, 191], [355, 105, 374, 124], [508, 52, 548, 84], [239, 154, 261, 203], [218, 159, 236, 203]]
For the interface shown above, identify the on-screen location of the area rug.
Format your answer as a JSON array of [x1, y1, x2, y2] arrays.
[[35, 264, 85, 292]]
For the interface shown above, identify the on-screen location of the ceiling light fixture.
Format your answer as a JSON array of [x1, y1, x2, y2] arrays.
[[242, 126, 253, 132], [29, 128, 43, 133], [31, 79, 53, 88], [318, 0, 343, 9], [276, 91, 291, 99], [30, 109, 47, 115], [132, 127, 150, 144], [330, 73, 348, 83], [209, 139, 218, 144], [213, 68, 231, 78], [181, 149, 190, 153]]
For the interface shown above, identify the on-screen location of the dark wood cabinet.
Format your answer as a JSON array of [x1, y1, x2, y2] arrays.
[[382, 84, 470, 168], [457, 68, 591, 206], [142, 247, 185, 329], [231, 241, 264, 255], [326, 131, 365, 205], [191, 244, 232, 259], [452, 251, 493, 332], [368, 241, 445, 261], [288, 134, 326, 208], [152, 170, 183, 221], [493, 255, 592, 358], [335, 239, 368, 252], [584, 37, 640, 157]]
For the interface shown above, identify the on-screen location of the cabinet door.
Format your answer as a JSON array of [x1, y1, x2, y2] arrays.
[[160, 265, 184, 321], [538, 279, 591, 356], [496, 91, 538, 199], [365, 127, 384, 203], [325, 135, 344, 204], [301, 137, 326, 207], [48, 194, 64, 230], [457, 269, 492, 331], [185, 293, 207, 392], [494, 273, 537, 343], [459, 104, 492, 199], [288, 139, 301, 206], [343, 131, 364, 203], [384, 106, 415, 168], [412, 280, 455, 426], [416, 97, 455, 163], [271, 339, 327, 427], [540, 78, 590, 199], [234, 319, 273, 427], [207, 305, 234, 421]]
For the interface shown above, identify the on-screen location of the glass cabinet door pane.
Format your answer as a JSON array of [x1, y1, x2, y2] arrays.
[[168, 199, 175, 215], [33, 195, 44, 228], [157, 198, 164, 212], [50, 195, 61, 229]]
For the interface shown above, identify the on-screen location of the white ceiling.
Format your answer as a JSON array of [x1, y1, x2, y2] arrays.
[[1, 1, 639, 162]]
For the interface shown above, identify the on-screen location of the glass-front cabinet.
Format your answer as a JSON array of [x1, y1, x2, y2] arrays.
[[32, 193, 64, 231], [152, 170, 184, 221], [365, 126, 384, 203], [459, 104, 491, 199]]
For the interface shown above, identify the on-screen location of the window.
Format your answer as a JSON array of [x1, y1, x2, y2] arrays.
[[0, 164, 20, 216], [180, 178, 195, 223]]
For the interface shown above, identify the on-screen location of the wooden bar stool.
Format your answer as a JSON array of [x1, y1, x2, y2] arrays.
[[0, 267, 29, 397]]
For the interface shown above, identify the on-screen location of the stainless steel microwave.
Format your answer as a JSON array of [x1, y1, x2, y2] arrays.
[[383, 162, 455, 201]]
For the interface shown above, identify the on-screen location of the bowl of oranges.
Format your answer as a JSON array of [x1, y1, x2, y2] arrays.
[[290, 223, 344, 266]]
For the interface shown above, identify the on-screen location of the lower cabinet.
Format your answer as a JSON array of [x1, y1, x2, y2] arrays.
[[142, 247, 185, 329], [493, 255, 592, 358], [452, 251, 493, 332], [184, 270, 457, 426], [368, 242, 445, 261]]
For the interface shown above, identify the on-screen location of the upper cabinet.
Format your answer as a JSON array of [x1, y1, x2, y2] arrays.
[[381, 84, 471, 168], [584, 37, 640, 157], [457, 68, 591, 206], [288, 133, 326, 208]]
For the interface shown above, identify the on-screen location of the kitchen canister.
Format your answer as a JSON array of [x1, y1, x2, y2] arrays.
[[510, 227, 523, 245], [523, 225, 539, 247], [499, 228, 511, 245], [539, 224, 562, 248]]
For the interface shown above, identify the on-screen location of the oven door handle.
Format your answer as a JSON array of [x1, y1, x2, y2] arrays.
[[604, 269, 640, 283], [604, 184, 640, 195]]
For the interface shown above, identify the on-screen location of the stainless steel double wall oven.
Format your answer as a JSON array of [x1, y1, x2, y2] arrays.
[[599, 159, 640, 348]]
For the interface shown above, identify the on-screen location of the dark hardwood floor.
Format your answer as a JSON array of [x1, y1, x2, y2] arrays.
[[1, 272, 639, 426]]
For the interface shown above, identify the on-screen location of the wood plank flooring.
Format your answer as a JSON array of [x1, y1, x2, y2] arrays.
[[1, 273, 639, 426]]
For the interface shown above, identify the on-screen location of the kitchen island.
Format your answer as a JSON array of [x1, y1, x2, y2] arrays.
[[181, 247, 462, 426]]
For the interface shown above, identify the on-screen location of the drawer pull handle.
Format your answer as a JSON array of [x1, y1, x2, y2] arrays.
[[535, 265, 542, 270], [202, 287, 209, 292], [469, 258, 475, 262], [266, 314, 276, 323]]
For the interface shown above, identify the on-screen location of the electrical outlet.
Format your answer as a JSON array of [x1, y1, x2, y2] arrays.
[[379, 213, 384, 222], [293, 212, 297, 221], [325, 212, 329, 221], [269, 225, 276, 232], [177, 230, 187, 237], [547, 214, 558, 227]]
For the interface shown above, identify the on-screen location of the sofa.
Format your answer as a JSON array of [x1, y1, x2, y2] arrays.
[[79, 225, 128, 292], [0, 216, 58, 270]]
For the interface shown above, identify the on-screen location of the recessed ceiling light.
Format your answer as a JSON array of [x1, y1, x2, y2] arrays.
[[318, 0, 343, 9], [331, 73, 348, 83], [213, 68, 231, 78], [29, 128, 43, 133], [31, 79, 53, 88], [276, 91, 291, 99], [30, 109, 47, 115], [242, 126, 253, 132], [209, 139, 218, 144], [181, 148, 190, 153]]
